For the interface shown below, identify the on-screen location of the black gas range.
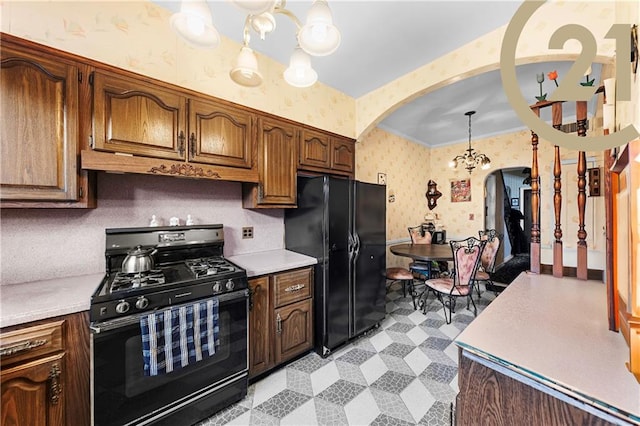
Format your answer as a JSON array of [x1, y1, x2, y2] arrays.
[[90, 224, 249, 426], [90, 224, 248, 323]]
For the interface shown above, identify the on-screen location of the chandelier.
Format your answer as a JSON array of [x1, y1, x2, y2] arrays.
[[449, 111, 491, 174], [170, 0, 341, 88]]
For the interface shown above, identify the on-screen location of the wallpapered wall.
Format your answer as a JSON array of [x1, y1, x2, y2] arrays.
[[357, 126, 607, 270]]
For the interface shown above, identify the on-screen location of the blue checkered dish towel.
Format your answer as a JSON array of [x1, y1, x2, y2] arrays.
[[140, 298, 220, 376]]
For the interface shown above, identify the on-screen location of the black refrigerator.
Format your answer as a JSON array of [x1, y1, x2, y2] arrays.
[[284, 176, 387, 357]]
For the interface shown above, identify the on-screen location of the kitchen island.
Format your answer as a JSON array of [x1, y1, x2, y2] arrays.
[[455, 272, 640, 425]]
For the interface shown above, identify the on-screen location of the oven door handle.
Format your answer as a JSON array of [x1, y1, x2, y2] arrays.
[[90, 289, 248, 334]]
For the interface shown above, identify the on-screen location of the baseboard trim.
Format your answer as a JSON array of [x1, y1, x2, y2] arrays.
[[540, 264, 604, 282]]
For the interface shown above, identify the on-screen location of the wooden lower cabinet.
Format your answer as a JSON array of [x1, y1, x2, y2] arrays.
[[1, 352, 65, 426], [456, 349, 614, 425], [0, 312, 90, 426], [248, 267, 313, 378], [274, 298, 313, 365]]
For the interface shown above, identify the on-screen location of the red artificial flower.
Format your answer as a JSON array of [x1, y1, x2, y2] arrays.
[[548, 70, 559, 86]]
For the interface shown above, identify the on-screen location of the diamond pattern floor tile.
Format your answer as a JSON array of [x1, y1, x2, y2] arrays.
[[195, 286, 496, 426]]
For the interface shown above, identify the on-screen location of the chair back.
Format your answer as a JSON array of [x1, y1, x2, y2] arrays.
[[408, 225, 431, 244], [478, 229, 502, 272], [450, 237, 486, 287]]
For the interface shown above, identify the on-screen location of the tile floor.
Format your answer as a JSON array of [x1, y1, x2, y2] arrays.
[[197, 282, 496, 426]]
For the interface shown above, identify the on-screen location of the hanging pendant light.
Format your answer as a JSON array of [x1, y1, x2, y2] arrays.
[[284, 46, 318, 87], [449, 111, 491, 174], [170, 0, 341, 88], [170, 0, 220, 49]]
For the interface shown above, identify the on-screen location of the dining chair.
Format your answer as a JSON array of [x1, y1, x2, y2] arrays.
[[476, 229, 503, 296], [421, 237, 486, 323], [407, 225, 438, 280], [384, 267, 417, 310]]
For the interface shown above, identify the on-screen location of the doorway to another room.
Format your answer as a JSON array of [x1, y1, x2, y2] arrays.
[[484, 167, 533, 290]]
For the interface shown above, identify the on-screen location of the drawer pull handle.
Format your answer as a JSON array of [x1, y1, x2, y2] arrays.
[[276, 313, 282, 334], [0, 338, 48, 357], [49, 363, 61, 405], [284, 284, 305, 292]]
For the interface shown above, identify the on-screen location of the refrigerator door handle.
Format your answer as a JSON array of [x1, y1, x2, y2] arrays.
[[353, 232, 361, 262], [347, 233, 355, 261]]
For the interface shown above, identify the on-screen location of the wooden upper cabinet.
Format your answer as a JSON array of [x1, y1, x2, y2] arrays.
[[0, 43, 80, 202], [244, 116, 297, 207], [188, 99, 253, 168], [299, 129, 331, 170], [92, 70, 188, 161], [331, 137, 355, 174], [298, 129, 355, 176]]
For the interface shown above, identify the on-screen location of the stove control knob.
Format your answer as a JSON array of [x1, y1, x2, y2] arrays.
[[226, 279, 235, 291], [135, 296, 149, 310], [115, 300, 130, 314], [212, 281, 222, 293]]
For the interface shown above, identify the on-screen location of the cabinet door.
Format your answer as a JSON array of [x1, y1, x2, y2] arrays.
[[256, 117, 297, 205], [92, 70, 187, 161], [248, 277, 272, 378], [331, 137, 355, 174], [0, 45, 79, 202], [188, 98, 254, 169], [1, 353, 65, 426], [274, 298, 313, 365], [299, 128, 331, 170]]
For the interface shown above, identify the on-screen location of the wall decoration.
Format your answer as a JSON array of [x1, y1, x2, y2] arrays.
[[425, 180, 442, 210], [450, 178, 471, 203], [511, 198, 520, 207]]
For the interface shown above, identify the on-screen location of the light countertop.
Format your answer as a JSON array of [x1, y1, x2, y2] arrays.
[[455, 272, 640, 423], [1, 249, 316, 328], [0, 273, 103, 328], [228, 249, 317, 277]]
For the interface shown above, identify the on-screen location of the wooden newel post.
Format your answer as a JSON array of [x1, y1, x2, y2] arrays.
[[530, 107, 541, 274], [576, 100, 588, 280], [552, 102, 563, 277]]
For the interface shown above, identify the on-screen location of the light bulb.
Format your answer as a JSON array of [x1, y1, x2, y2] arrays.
[[186, 15, 205, 36]]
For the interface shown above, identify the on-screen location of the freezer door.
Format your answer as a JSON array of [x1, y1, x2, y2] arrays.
[[351, 181, 387, 337], [324, 177, 351, 351]]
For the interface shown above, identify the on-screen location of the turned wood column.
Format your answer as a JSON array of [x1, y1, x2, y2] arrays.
[[576, 101, 588, 280], [552, 103, 563, 277], [530, 107, 541, 274]]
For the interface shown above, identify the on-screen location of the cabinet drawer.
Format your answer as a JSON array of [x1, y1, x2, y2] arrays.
[[0, 320, 64, 366], [273, 268, 312, 308]]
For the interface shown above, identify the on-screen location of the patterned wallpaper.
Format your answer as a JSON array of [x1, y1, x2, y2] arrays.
[[357, 127, 608, 270]]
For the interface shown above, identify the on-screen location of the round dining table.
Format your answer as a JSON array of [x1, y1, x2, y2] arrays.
[[389, 243, 453, 262], [390, 243, 454, 313]]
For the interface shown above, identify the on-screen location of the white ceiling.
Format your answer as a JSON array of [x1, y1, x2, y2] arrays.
[[156, 1, 602, 146]]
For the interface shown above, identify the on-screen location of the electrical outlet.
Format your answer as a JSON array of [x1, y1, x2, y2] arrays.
[[242, 227, 253, 239]]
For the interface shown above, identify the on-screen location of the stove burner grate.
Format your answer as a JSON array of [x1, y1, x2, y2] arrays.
[[185, 257, 236, 278], [110, 270, 165, 293]]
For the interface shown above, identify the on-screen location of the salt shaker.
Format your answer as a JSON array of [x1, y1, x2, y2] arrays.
[[186, 215, 195, 226], [149, 215, 160, 227]]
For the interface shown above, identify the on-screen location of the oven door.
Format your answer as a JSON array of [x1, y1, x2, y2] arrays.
[[91, 289, 248, 426]]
